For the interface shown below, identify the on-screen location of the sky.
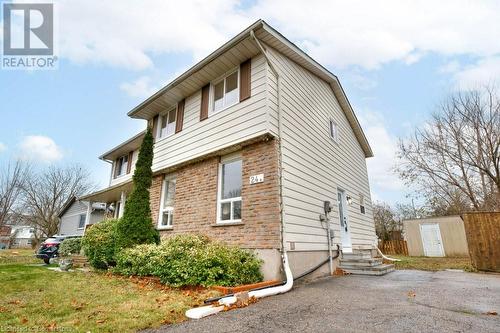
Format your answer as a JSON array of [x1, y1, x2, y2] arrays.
[[1, 0, 500, 205]]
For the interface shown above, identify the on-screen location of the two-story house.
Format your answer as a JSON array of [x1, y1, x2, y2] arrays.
[[82, 20, 387, 280]]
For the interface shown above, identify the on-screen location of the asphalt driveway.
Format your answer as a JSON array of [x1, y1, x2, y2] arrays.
[[146, 270, 500, 333]]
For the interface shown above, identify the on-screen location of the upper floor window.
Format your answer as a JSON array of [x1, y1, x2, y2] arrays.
[[212, 70, 239, 114], [329, 119, 339, 143], [78, 214, 86, 229], [115, 154, 128, 177], [158, 176, 176, 229], [217, 156, 242, 223], [159, 108, 177, 139]]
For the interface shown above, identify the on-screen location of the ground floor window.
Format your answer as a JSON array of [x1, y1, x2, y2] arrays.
[[158, 175, 176, 229], [217, 156, 242, 223]]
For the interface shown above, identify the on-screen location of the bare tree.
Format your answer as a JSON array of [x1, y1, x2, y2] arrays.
[[373, 202, 402, 241], [0, 160, 30, 227], [20, 165, 94, 238], [397, 85, 500, 212]]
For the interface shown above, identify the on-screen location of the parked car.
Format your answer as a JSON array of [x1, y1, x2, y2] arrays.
[[36, 235, 77, 264]]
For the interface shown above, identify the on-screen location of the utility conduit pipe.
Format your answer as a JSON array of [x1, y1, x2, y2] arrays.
[[185, 252, 294, 319]]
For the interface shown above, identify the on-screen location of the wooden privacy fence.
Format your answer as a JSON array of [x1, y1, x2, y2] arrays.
[[378, 240, 408, 256], [461, 212, 500, 272]]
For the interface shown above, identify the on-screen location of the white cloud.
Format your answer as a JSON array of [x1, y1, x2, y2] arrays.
[[18, 136, 63, 163], [358, 111, 403, 192], [251, 0, 500, 70], [120, 76, 158, 98], [453, 57, 500, 89], [50, 0, 251, 70], [0, 142, 6, 153], [6, 0, 497, 72], [439, 60, 461, 74]]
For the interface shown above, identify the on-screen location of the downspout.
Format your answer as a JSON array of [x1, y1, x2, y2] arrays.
[[184, 31, 292, 320], [186, 252, 294, 319], [250, 30, 287, 253]]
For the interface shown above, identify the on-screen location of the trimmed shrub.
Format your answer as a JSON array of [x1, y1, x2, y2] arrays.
[[81, 219, 119, 269], [59, 237, 82, 257], [115, 127, 159, 252], [114, 234, 263, 287]]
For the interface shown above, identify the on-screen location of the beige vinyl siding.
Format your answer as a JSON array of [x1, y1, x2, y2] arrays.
[[266, 46, 376, 251], [109, 150, 138, 187], [152, 54, 270, 172]]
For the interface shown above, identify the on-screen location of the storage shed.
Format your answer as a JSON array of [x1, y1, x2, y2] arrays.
[[403, 216, 469, 257]]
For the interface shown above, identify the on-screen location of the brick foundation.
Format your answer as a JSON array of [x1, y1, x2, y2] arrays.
[[150, 138, 281, 249]]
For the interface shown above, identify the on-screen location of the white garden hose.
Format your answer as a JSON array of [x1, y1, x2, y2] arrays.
[[377, 247, 401, 262], [185, 252, 294, 319]]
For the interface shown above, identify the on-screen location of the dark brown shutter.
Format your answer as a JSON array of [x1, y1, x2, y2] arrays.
[[175, 99, 185, 133], [200, 84, 210, 121], [151, 115, 159, 142], [239, 59, 251, 102], [113, 158, 120, 178], [126, 151, 133, 174]]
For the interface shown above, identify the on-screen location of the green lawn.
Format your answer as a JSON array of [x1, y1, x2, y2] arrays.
[[0, 255, 220, 332], [391, 255, 476, 272]]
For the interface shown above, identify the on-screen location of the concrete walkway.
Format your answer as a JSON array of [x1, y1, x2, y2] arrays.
[[145, 270, 500, 333]]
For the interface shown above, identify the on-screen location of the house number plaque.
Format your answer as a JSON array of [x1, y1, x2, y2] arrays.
[[249, 174, 264, 184]]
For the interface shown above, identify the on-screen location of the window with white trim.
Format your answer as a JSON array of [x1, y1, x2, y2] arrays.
[[217, 157, 242, 223], [115, 155, 128, 177], [158, 108, 177, 139], [329, 119, 339, 143], [212, 70, 239, 113], [158, 176, 176, 229], [78, 214, 86, 229]]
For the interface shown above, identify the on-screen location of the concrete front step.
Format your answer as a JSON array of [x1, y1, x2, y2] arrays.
[[339, 263, 395, 276], [342, 252, 372, 260], [339, 258, 383, 268]]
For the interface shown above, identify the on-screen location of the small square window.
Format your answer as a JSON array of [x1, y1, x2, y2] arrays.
[[360, 194, 365, 214], [329, 120, 339, 143]]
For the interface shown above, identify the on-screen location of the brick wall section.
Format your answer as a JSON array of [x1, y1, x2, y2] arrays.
[[149, 138, 281, 249]]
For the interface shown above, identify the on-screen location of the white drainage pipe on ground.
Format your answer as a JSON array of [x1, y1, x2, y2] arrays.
[[185, 252, 294, 319], [377, 247, 401, 262]]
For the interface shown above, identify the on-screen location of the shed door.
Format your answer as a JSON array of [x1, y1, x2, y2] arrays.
[[420, 224, 445, 257]]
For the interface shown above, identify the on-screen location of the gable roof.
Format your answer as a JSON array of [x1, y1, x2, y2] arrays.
[[127, 20, 373, 158], [99, 130, 145, 162]]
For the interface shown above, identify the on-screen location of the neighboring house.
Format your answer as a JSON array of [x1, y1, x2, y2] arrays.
[[403, 216, 470, 257], [82, 20, 380, 280], [9, 226, 36, 248], [58, 197, 107, 237]]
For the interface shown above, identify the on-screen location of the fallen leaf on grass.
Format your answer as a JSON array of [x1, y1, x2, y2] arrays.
[[0, 306, 7, 312], [485, 311, 497, 315], [8, 299, 21, 305], [21, 318, 28, 324], [407, 291, 416, 298], [96, 319, 106, 324], [45, 322, 57, 332]]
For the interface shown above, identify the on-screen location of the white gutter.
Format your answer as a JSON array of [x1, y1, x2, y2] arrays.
[[186, 252, 294, 319]]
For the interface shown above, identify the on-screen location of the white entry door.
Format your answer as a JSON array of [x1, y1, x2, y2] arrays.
[[420, 224, 445, 257], [338, 190, 352, 253]]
